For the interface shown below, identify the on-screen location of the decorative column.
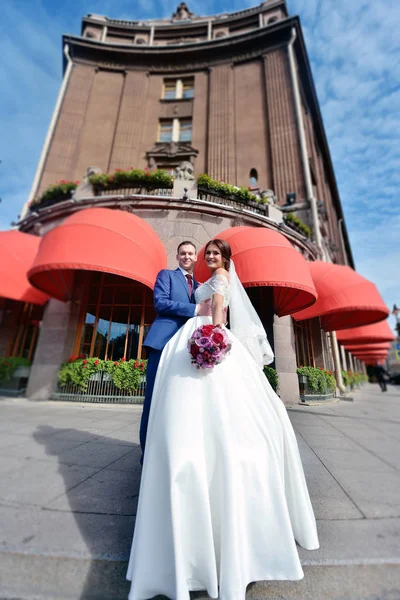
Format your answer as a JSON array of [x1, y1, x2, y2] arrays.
[[340, 343, 348, 371], [26, 299, 72, 401], [263, 49, 305, 204], [207, 65, 236, 184], [108, 71, 149, 171], [348, 352, 355, 373], [273, 315, 300, 405]]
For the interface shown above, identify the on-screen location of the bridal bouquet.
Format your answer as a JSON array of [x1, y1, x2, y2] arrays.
[[188, 324, 232, 369]]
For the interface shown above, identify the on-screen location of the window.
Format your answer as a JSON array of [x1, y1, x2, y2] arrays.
[[158, 118, 192, 143], [74, 273, 156, 361], [249, 168, 258, 187], [159, 120, 173, 142], [162, 77, 194, 100], [179, 119, 192, 142], [182, 78, 194, 99], [294, 319, 315, 367], [4, 300, 44, 360], [163, 80, 177, 100]]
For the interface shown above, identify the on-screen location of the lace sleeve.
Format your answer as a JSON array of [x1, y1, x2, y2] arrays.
[[209, 273, 229, 296]]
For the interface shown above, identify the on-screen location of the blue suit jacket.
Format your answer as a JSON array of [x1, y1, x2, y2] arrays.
[[144, 268, 198, 351]]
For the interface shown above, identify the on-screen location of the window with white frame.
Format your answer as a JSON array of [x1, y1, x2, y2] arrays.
[[158, 118, 192, 143], [162, 77, 194, 100]]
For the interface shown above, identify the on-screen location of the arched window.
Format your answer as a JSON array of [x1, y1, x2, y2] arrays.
[[249, 168, 258, 187]]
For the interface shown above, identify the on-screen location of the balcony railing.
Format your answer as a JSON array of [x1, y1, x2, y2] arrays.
[[96, 187, 173, 198], [197, 188, 268, 216]]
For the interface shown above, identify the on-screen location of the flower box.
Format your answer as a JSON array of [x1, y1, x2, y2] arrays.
[[13, 366, 31, 379]]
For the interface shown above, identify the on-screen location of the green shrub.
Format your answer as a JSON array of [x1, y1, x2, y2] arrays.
[[284, 212, 311, 239], [89, 168, 173, 191], [297, 366, 336, 393], [263, 366, 279, 392], [32, 180, 78, 208], [197, 173, 261, 205], [58, 356, 147, 392]]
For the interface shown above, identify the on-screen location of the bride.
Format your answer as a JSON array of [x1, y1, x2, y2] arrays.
[[127, 239, 319, 600]]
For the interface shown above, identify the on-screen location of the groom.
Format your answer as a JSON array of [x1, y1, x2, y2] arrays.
[[139, 241, 202, 463]]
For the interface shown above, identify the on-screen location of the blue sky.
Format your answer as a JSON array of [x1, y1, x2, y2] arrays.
[[1, 0, 399, 333]]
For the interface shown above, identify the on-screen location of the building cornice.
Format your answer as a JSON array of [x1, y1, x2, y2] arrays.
[[64, 17, 294, 73], [82, 0, 287, 31]]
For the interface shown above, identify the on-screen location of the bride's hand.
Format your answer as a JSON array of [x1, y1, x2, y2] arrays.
[[197, 300, 212, 316]]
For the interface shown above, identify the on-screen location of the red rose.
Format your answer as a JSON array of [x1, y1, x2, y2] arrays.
[[114, 361, 118, 366], [201, 325, 215, 336], [203, 351, 210, 360], [68, 355, 75, 363], [83, 359, 88, 365], [190, 344, 199, 357], [94, 359, 100, 366], [135, 361, 139, 368], [121, 357, 126, 362], [212, 332, 224, 344]]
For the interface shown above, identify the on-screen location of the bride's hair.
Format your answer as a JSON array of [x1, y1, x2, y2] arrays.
[[205, 239, 232, 271]]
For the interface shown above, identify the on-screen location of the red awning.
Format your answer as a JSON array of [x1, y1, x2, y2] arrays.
[[337, 321, 395, 345], [355, 356, 388, 364], [353, 350, 389, 358], [361, 357, 387, 365], [293, 261, 389, 331], [194, 226, 317, 317], [28, 208, 167, 302], [0, 230, 48, 305], [344, 343, 391, 353]]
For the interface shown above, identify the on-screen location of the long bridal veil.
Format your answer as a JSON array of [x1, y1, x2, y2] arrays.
[[228, 259, 275, 368]]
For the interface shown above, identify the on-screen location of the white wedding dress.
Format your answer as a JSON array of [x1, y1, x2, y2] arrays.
[[127, 273, 319, 600]]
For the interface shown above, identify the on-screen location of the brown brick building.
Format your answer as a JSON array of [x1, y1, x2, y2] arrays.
[[2, 0, 379, 405]]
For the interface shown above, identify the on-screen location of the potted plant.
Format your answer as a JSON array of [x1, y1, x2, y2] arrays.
[[31, 180, 79, 210], [88, 168, 173, 194]]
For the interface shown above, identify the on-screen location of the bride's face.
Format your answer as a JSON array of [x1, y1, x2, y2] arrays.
[[205, 244, 224, 271]]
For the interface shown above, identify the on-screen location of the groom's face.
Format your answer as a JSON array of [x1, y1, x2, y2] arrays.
[[176, 244, 197, 273]]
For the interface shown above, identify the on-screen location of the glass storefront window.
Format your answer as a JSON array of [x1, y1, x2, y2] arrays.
[[4, 300, 44, 360], [294, 319, 315, 367], [75, 273, 154, 360]]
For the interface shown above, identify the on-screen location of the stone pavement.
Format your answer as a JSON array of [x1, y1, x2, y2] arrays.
[[0, 385, 400, 600]]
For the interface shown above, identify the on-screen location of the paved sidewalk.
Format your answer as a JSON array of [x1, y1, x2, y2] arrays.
[[0, 385, 400, 599]]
